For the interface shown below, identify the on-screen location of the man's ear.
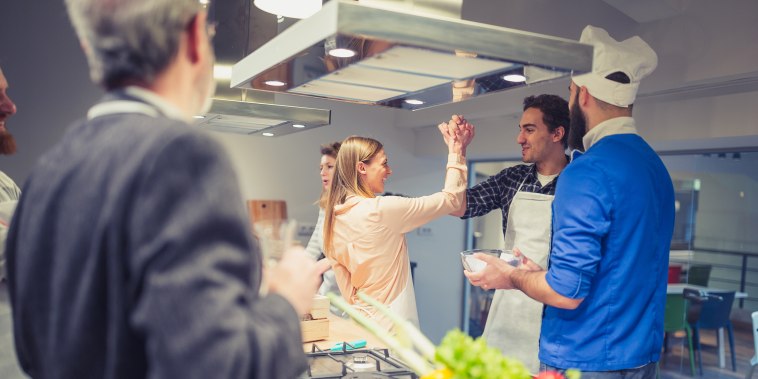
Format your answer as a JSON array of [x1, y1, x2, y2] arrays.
[[553, 126, 565, 143], [578, 86, 591, 108], [185, 13, 204, 64]]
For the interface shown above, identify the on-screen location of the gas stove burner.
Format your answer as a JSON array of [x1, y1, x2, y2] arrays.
[[302, 345, 417, 378], [346, 353, 377, 372], [341, 373, 395, 378]]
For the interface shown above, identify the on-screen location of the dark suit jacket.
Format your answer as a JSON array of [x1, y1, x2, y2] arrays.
[[6, 94, 306, 378]]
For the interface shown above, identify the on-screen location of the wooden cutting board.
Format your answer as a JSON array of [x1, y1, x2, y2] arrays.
[[247, 199, 287, 229]]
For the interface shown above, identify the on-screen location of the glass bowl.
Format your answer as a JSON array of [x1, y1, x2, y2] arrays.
[[460, 249, 519, 272]]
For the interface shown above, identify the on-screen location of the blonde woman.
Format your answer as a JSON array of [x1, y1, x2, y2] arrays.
[[323, 122, 474, 332], [305, 142, 342, 305]]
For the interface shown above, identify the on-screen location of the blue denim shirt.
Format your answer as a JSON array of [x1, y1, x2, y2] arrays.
[[539, 133, 675, 371]]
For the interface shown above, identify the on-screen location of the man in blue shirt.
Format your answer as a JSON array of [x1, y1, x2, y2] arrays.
[[465, 25, 675, 378]]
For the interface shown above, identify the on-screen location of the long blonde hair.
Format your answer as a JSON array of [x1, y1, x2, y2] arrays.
[[323, 136, 384, 255]]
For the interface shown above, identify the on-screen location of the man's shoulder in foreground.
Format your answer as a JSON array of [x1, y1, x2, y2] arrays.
[[37, 113, 219, 173]]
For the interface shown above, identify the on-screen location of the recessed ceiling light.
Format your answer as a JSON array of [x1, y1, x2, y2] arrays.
[[328, 48, 356, 58], [193, 115, 206, 119], [293, 124, 306, 128], [265, 80, 287, 87], [502, 74, 527, 83], [254, 0, 322, 19], [262, 132, 275, 137], [405, 99, 424, 105]]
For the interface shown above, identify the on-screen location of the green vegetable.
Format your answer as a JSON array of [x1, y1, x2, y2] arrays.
[[435, 330, 531, 379]]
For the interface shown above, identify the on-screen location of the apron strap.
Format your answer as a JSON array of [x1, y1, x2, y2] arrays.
[[516, 171, 531, 192]]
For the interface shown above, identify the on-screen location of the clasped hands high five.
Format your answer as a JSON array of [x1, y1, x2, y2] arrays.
[[438, 114, 475, 155]]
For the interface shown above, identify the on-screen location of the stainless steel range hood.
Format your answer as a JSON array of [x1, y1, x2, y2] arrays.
[[193, 0, 332, 137], [195, 98, 331, 136], [231, 0, 593, 110]]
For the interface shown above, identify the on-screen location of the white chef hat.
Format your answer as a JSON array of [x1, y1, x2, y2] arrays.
[[572, 25, 658, 107]]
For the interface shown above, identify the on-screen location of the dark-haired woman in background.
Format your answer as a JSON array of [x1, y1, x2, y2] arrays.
[[305, 142, 343, 312]]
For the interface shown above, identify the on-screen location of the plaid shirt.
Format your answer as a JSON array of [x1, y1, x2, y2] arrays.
[[462, 160, 565, 237]]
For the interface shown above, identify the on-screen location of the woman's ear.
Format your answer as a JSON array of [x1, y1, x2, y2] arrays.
[[356, 162, 367, 175]]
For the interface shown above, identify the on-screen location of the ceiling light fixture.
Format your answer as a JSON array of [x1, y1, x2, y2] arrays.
[[262, 132, 275, 137], [253, 0, 322, 19], [264, 80, 287, 87], [328, 48, 356, 58], [404, 99, 424, 105], [502, 74, 527, 83], [293, 124, 306, 128]]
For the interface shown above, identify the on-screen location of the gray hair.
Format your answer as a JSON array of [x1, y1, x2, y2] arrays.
[[65, 0, 204, 89]]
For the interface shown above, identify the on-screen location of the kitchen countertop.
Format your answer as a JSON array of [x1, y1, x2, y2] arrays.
[[303, 313, 383, 352]]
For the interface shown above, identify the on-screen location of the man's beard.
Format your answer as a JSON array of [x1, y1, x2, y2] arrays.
[[568, 94, 587, 152], [0, 130, 17, 155]]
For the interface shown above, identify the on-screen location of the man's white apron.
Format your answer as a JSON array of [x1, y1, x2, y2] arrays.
[[481, 179, 554, 374]]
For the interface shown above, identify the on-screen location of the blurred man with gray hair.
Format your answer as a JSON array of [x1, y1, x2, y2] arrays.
[[5, 1, 327, 378]]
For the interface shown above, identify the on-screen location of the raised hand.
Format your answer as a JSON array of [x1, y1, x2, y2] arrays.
[[437, 120, 458, 149], [445, 115, 475, 155]]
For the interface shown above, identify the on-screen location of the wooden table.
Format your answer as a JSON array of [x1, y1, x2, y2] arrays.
[[303, 313, 383, 352]]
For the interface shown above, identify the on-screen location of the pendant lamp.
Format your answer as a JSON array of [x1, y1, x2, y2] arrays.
[[253, 0, 322, 19]]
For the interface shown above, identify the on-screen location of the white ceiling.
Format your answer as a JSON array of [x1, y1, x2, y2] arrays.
[[600, 0, 690, 23]]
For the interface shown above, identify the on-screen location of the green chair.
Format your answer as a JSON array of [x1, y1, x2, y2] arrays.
[[664, 293, 696, 376]]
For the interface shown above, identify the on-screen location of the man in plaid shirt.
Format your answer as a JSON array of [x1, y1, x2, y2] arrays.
[[450, 94, 570, 372], [450, 94, 570, 237]]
